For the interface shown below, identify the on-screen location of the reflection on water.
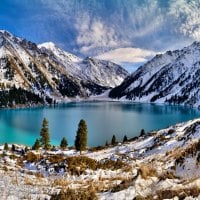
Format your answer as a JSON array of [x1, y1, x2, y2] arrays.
[[0, 102, 199, 147]]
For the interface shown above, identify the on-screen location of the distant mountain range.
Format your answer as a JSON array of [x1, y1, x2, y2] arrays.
[[0, 30, 128, 107], [2, 30, 200, 108], [109, 42, 200, 107]]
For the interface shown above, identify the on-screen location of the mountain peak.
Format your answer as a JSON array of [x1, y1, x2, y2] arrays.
[[0, 30, 13, 38], [38, 41, 57, 50], [0, 30, 6, 34], [109, 41, 200, 107]]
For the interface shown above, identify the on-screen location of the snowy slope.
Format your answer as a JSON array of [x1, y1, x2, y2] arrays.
[[109, 42, 200, 107], [1, 118, 200, 199], [0, 30, 128, 106], [39, 43, 128, 88]]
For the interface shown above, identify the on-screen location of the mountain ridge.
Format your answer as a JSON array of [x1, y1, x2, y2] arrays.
[[109, 41, 200, 107], [0, 30, 128, 107]]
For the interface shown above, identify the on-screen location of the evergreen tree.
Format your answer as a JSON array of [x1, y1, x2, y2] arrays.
[[32, 139, 40, 150], [51, 145, 57, 151], [4, 143, 9, 151], [74, 119, 88, 154], [60, 137, 68, 150], [11, 144, 15, 152], [40, 118, 51, 150], [123, 135, 128, 143], [140, 129, 145, 137], [25, 146, 28, 152], [105, 140, 109, 146], [111, 135, 116, 145]]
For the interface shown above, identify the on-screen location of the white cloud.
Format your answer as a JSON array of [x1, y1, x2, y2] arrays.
[[95, 47, 159, 64], [129, 0, 165, 38], [38, 0, 200, 55], [169, 0, 200, 41], [75, 13, 128, 54]]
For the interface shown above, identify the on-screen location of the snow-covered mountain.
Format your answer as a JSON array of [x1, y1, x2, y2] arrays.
[[0, 30, 128, 106], [109, 42, 200, 107], [39, 42, 128, 88]]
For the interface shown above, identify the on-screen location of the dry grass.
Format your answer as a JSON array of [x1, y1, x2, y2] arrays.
[[50, 186, 98, 200], [175, 139, 200, 166], [24, 176, 33, 185], [111, 177, 134, 192], [139, 164, 157, 179], [25, 152, 43, 163], [52, 178, 69, 187], [48, 154, 65, 164], [143, 186, 200, 200], [156, 186, 200, 199], [159, 170, 178, 180]]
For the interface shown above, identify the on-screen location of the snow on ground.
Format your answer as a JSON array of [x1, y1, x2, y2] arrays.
[[0, 118, 200, 199]]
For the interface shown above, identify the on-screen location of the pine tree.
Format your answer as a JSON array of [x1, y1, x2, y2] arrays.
[[32, 139, 40, 150], [25, 146, 28, 152], [123, 135, 128, 143], [4, 143, 9, 151], [11, 144, 15, 152], [60, 137, 68, 150], [40, 118, 51, 150], [74, 119, 88, 154], [111, 135, 116, 145], [140, 129, 145, 137], [105, 140, 109, 146]]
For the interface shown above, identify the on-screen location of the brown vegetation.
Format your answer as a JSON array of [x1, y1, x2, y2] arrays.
[[50, 187, 98, 200], [139, 165, 157, 179]]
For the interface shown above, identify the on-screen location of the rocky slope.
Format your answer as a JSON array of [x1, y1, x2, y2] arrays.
[[109, 42, 200, 107], [39, 42, 127, 88], [0, 118, 200, 199], [0, 30, 128, 107]]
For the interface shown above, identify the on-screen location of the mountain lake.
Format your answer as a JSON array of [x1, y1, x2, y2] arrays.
[[0, 101, 200, 147]]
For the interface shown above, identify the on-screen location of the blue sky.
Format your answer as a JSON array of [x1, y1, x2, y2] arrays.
[[0, 0, 200, 72]]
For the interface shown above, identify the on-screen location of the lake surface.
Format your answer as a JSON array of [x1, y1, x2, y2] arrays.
[[0, 102, 200, 147]]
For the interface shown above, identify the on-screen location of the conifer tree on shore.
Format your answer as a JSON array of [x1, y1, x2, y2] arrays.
[[40, 118, 51, 150], [4, 143, 9, 151], [32, 139, 40, 150], [111, 135, 116, 145], [123, 135, 128, 143], [60, 137, 68, 150], [75, 119, 88, 154]]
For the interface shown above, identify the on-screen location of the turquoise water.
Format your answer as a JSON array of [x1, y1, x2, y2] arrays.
[[0, 102, 200, 147]]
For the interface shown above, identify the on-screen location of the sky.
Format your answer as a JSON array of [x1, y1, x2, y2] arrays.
[[0, 0, 200, 72]]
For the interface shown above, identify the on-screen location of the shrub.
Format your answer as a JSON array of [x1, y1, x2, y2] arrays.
[[65, 156, 126, 175], [168, 129, 175, 134], [48, 154, 65, 164], [99, 159, 126, 170], [50, 187, 98, 200], [25, 152, 41, 162], [159, 171, 177, 180], [156, 187, 200, 199], [111, 178, 133, 193], [66, 156, 98, 175], [139, 165, 157, 179]]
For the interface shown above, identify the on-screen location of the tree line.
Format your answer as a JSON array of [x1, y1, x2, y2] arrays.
[[32, 118, 88, 154], [31, 118, 147, 154]]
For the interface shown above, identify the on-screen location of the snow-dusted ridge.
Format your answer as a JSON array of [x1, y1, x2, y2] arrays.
[[0, 30, 128, 107], [0, 118, 200, 199], [109, 41, 200, 107], [38, 42, 128, 88]]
